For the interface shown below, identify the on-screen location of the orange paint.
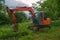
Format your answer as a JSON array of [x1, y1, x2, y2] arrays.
[[42, 18, 51, 25]]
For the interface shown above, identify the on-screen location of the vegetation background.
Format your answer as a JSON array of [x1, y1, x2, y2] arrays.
[[0, 0, 60, 40]]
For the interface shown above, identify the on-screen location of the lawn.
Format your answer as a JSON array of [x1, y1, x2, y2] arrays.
[[0, 20, 60, 40]]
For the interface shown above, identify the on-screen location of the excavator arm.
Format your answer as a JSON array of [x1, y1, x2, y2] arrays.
[[6, 7, 34, 32]]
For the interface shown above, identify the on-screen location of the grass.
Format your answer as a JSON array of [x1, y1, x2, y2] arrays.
[[0, 20, 60, 40]]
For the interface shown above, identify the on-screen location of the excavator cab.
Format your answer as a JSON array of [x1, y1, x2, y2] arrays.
[[33, 11, 50, 26], [32, 11, 51, 31]]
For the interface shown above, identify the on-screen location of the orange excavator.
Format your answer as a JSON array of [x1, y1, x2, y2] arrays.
[[6, 7, 51, 32]]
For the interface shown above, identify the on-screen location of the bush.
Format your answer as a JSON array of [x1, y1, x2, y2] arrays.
[[0, 13, 12, 25], [14, 12, 27, 23], [0, 12, 28, 25]]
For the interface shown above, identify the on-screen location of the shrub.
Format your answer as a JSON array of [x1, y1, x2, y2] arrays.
[[0, 12, 28, 25], [14, 12, 27, 23], [0, 13, 12, 25]]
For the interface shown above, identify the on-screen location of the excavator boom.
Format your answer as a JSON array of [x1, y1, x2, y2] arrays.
[[6, 7, 35, 32]]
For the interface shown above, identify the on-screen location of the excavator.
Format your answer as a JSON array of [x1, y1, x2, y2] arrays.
[[6, 7, 51, 32]]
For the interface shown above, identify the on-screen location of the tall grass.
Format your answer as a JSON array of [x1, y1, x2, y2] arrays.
[[0, 21, 60, 40]]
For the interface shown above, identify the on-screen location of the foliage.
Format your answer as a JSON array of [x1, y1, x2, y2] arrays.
[[14, 12, 27, 23], [0, 0, 10, 25], [0, 13, 12, 25], [57, 0, 60, 17], [37, 0, 59, 20], [0, 12, 28, 25], [0, 21, 60, 40]]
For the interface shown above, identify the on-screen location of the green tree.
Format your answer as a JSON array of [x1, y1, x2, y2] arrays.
[[37, 0, 59, 20], [57, 0, 60, 17], [14, 12, 27, 23], [0, 0, 12, 25]]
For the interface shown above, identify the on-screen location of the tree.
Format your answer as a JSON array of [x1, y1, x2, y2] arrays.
[[14, 12, 27, 23], [57, 0, 60, 17], [37, 0, 58, 20]]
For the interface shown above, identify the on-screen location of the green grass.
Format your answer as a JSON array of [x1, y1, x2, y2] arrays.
[[0, 20, 60, 40]]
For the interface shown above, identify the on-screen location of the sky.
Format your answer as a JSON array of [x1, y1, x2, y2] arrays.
[[5, 0, 44, 9]]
